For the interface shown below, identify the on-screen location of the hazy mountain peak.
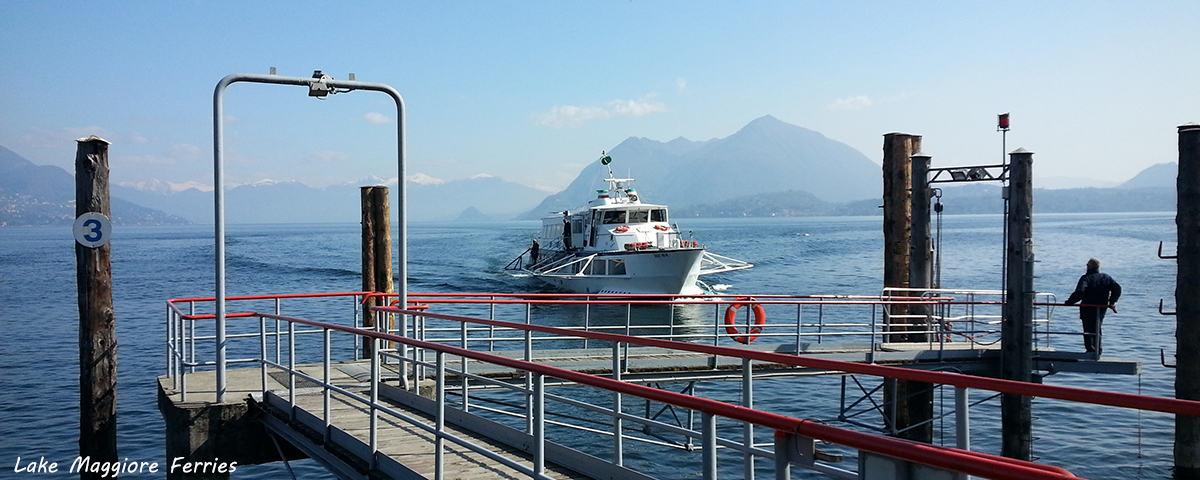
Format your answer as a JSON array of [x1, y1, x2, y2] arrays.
[[118, 179, 214, 193], [1119, 162, 1176, 189], [408, 173, 446, 185]]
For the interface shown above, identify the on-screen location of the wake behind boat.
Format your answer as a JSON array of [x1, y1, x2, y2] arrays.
[[506, 153, 752, 295]]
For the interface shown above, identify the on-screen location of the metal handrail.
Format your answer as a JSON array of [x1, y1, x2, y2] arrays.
[[263, 309, 1077, 480], [378, 306, 1200, 418]]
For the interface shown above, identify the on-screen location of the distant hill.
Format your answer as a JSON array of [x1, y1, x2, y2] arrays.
[[110, 174, 547, 224], [0, 145, 190, 226], [1118, 162, 1175, 189], [522, 115, 882, 218]]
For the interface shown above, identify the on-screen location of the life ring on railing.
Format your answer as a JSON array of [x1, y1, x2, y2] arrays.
[[615, 225, 629, 233], [654, 224, 669, 231], [724, 297, 766, 344]]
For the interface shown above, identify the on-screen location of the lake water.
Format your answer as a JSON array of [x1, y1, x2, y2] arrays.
[[0, 212, 1180, 479]]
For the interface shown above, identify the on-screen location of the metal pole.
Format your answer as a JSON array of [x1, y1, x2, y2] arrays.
[[702, 412, 717, 480], [956, 387, 971, 451], [534, 372, 546, 476], [956, 386, 972, 480], [213, 79, 228, 403], [211, 72, 406, 403], [435, 351, 445, 480], [743, 358, 755, 480], [613, 342, 624, 465], [370, 333, 379, 469], [324, 327, 331, 444], [526, 303, 534, 434]]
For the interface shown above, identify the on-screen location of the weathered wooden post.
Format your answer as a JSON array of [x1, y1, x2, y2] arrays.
[[881, 133, 933, 442], [883, 133, 921, 340], [75, 136, 118, 475], [909, 151, 933, 342], [902, 151, 934, 442], [1176, 124, 1200, 478], [361, 186, 393, 357], [1001, 148, 1035, 460]]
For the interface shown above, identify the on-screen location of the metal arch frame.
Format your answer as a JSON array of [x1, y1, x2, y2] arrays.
[[212, 72, 407, 402]]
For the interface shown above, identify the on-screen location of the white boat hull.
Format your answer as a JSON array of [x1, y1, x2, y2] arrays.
[[532, 248, 705, 295]]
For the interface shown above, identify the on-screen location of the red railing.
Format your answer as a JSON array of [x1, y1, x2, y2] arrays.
[[276, 306, 1078, 480]]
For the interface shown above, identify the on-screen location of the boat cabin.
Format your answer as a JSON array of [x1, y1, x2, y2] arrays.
[[537, 179, 695, 253]]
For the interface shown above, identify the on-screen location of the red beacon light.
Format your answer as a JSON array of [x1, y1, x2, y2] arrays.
[[998, 112, 1010, 131]]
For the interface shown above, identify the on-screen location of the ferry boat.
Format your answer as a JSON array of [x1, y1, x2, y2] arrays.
[[506, 153, 753, 295]]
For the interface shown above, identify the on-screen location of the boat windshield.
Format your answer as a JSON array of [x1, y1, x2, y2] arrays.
[[602, 210, 627, 224], [651, 209, 667, 222], [628, 210, 649, 223]]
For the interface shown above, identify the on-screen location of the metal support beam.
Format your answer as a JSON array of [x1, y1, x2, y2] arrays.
[[212, 72, 406, 403]]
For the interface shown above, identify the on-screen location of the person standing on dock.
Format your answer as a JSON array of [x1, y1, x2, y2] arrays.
[[530, 239, 539, 266], [1064, 258, 1122, 356]]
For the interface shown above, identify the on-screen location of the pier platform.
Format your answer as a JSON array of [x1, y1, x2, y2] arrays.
[[158, 340, 1139, 479]]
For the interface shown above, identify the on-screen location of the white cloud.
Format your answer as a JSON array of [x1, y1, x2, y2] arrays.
[[469, 173, 494, 180], [536, 105, 611, 129], [170, 144, 202, 160], [829, 95, 873, 111], [130, 133, 150, 144], [363, 112, 391, 124], [675, 78, 690, 95], [408, 173, 445, 185], [608, 97, 668, 117], [535, 95, 669, 129]]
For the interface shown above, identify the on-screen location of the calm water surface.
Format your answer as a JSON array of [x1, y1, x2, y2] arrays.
[[0, 212, 1180, 478]]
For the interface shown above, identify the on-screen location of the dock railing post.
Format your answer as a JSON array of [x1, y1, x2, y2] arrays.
[[613, 341, 624, 465], [1176, 123, 1200, 478], [702, 412, 717, 480], [75, 135, 118, 471]]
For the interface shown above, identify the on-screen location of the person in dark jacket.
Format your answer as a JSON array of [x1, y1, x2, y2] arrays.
[[1064, 258, 1121, 355], [530, 239, 539, 265]]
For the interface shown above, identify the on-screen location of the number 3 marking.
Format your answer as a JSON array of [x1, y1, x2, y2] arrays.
[[73, 212, 111, 247], [82, 218, 104, 242]]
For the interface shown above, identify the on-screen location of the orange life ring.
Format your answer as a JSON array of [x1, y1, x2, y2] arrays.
[[654, 224, 669, 231], [724, 297, 766, 344], [615, 225, 629, 233]]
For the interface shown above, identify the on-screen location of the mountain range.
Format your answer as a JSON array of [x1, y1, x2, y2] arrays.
[[0, 116, 1180, 227], [523, 115, 882, 218]]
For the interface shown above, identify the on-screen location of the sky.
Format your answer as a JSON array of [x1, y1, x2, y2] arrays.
[[3, 1, 1198, 193]]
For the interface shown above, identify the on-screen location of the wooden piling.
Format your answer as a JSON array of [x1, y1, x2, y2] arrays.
[[362, 186, 394, 356], [1176, 124, 1200, 478], [1001, 148, 1035, 461], [900, 151, 934, 442], [881, 133, 933, 443], [882, 133, 921, 340], [75, 136, 118, 475]]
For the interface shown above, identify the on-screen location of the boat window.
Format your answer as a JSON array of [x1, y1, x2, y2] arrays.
[[586, 260, 605, 275], [602, 210, 627, 224], [628, 210, 649, 223], [608, 259, 626, 275], [651, 209, 667, 222]]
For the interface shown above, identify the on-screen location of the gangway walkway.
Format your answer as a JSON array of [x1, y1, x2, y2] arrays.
[[160, 292, 1188, 480]]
